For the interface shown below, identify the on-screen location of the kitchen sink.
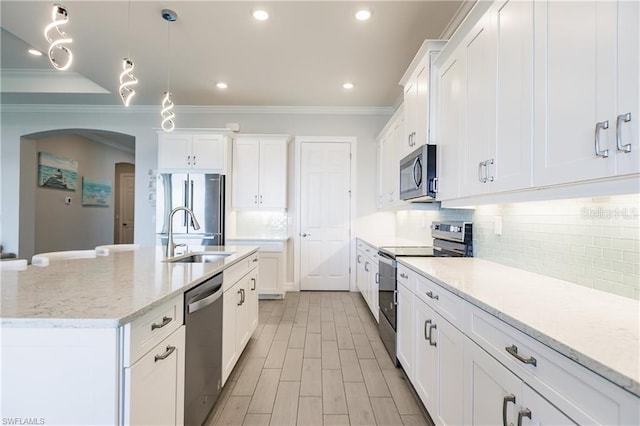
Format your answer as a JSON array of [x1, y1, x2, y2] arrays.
[[166, 252, 233, 263]]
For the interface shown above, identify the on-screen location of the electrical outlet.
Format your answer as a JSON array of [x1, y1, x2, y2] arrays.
[[494, 216, 503, 236]]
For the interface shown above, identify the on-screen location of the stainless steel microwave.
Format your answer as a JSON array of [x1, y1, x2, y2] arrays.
[[399, 144, 437, 202]]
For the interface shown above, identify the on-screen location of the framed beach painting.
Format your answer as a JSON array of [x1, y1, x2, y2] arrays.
[[38, 152, 78, 190], [82, 177, 112, 206]]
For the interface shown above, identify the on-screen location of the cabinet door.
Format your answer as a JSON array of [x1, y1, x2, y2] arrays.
[[191, 134, 226, 171], [222, 285, 239, 384], [232, 138, 260, 209], [158, 134, 190, 170], [533, 1, 617, 185], [436, 52, 463, 200], [614, 0, 639, 176], [236, 277, 250, 351], [124, 326, 185, 426], [463, 337, 521, 426], [461, 14, 496, 197], [366, 255, 379, 322], [356, 250, 367, 295], [433, 312, 464, 426], [246, 270, 259, 334], [492, 0, 534, 192], [257, 252, 282, 295], [521, 384, 576, 426], [396, 283, 414, 377], [259, 139, 288, 209], [404, 80, 417, 157], [415, 62, 430, 148], [414, 299, 437, 414]]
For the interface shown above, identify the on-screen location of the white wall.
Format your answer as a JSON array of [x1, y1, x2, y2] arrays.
[[24, 133, 134, 257], [0, 106, 390, 256]]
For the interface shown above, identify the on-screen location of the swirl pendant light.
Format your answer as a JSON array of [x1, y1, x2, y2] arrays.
[[43, 4, 73, 71], [119, 1, 138, 106], [160, 9, 177, 132]]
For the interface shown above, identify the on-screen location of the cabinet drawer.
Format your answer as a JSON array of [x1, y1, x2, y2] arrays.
[[223, 253, 258, 291], [397, 264, 415, 293], [465, 304, 639, 425], [415, 274, 464, 330], [123, 295, 183, 367]]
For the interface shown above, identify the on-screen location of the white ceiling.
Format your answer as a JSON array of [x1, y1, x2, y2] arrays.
[[1, 1, 468, 107]]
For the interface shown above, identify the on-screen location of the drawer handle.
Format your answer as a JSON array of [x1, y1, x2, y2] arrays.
[[375, 272, 380, 284], [506, 345, 537, 367], [151, 316, 172, 331], [154, 345, 176, 362], [237, 289, 243, 306], [428, 324, 437, 346], [399, 273, 408, 279], [253, 258, 258, 263], [357, 254, 362, 264], [424, 319, 432, 341], [426, 291, 439, 300], [251, 277, 256, 291], [517, 408, 532, 426], [502, 394, 516, 426]]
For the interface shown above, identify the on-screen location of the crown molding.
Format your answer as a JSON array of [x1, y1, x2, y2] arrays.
[[0, 104, 395, 115]]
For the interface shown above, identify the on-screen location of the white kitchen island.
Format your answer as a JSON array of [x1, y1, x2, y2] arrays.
[[0, 245, 258, 425]]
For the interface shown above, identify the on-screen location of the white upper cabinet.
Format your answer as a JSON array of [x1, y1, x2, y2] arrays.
[[158, 132, 229, 172], [435, 49, 464, 200], [400, 40, 446, 160], [460, 0, 534, 197], [376, 108, 407, 209], [232, 135, 290, 210], [533, 0, 639, 185]]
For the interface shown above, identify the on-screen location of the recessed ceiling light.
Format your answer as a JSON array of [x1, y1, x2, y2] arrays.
[[253, 10, 269, 21], [28, 48, 43, 56], [216, 82, 228, 89], [355, 9, 372, 21], [343, 82, 355, 90]]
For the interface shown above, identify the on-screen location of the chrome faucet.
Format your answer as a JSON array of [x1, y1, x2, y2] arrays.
[[166, 206, 201, 258]]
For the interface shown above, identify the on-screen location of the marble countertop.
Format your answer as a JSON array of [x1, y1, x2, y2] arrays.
[[0, 245, 258, 329], [227, 236, 290, 242], [399, 257, 640, 397], [357, 236, 427, 250]]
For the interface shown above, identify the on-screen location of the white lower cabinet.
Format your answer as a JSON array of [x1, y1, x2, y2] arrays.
[[222, 257, 259, 384], [464, 336, 573, 426], [124, 326, 186, 426], [396, 281, 414, 377], [396, 261, 639, 426], [356, 240, 379, 321]]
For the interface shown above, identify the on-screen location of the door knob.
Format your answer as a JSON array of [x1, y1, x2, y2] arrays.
[[301, 233, 311, 237]]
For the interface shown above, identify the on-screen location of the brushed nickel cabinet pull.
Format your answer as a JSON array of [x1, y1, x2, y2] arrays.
[[187, 155, 191, 165], [506, 345, 537, 366], [502, 394, 516, 426], [616, 113, 632, 153], [428, 324, 437, 346], [517, 408, 532, 426], [424, 319, 432, 340], [154, 345, 176, 362], [426, 291, 439, 300], [251, 278, 256, 291], [151, 316, 172, 330], [595, 120, 609, 158], [399, 273, 408, 279]]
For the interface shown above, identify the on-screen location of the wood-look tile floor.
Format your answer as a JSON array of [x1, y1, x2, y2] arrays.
[[206, 291, 431, 426]]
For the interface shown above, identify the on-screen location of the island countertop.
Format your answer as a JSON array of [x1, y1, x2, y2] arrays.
[[0, 245, 258, 329], [399, 257, 640, 397]]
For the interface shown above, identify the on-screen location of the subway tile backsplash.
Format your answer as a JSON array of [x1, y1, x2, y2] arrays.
[[393, 194, 639, 299], [472, 194, 640, 300]]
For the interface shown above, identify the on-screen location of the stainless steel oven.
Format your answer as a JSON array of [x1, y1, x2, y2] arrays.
[[378, 222, 473, 365]]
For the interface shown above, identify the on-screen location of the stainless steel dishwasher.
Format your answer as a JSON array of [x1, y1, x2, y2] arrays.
[[184, 272, 223, 426]]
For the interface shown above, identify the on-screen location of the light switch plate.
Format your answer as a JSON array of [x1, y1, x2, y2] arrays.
[[494, 216, 502, 235]]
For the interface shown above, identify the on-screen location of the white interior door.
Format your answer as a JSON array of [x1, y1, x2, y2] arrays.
[[119, 173, 135, 244], [300, 142, 351, 291]]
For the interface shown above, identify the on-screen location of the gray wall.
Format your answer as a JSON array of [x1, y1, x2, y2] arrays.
[[1, 106, 390, 256], [23, 133, 134, 257]]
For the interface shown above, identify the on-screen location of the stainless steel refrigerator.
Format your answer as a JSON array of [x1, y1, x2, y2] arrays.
[[156, 173, 225, 246]]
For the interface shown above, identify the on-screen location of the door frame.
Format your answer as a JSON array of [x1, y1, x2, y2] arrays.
[[118, 172, 135, 244], [293, 136, 358, 292]]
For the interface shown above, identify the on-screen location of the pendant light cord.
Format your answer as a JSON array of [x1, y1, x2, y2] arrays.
[[166, 20, 171, 90]]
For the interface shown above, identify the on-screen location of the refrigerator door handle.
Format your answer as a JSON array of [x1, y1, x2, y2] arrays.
[[218, 177, 225, 245], [190, 180, 196, 228], [183, 179, 189, 227]]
